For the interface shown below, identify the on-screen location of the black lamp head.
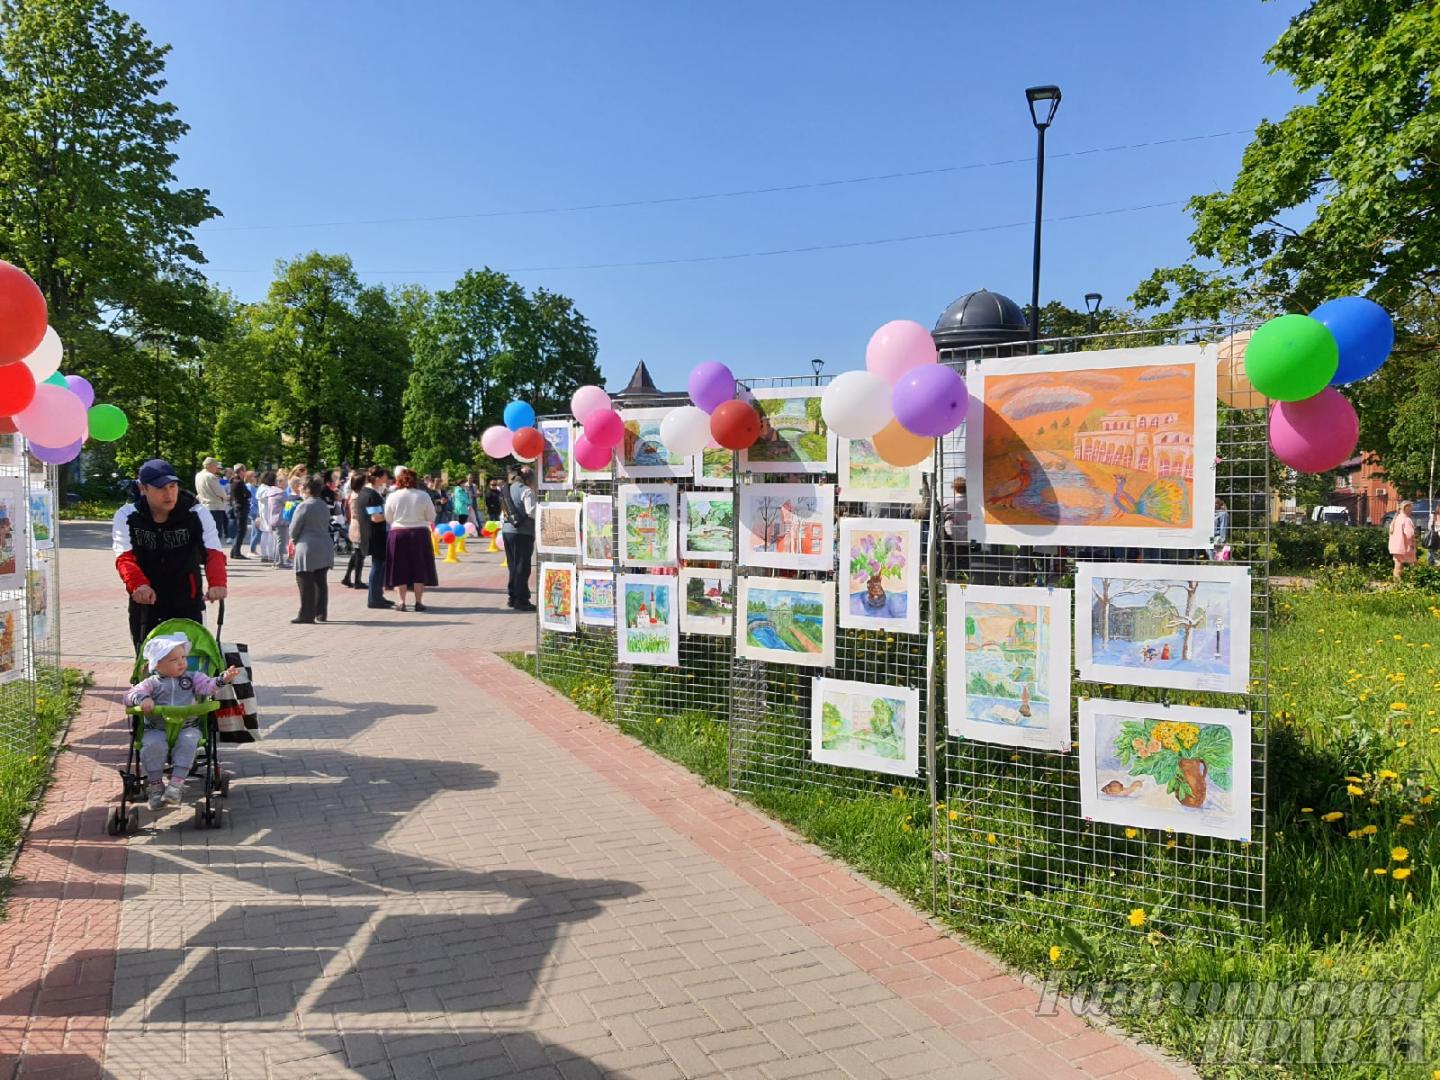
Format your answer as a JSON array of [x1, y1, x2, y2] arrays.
[[811, 357, 825, 376], [1025, 85, 1062, 130], [1084, 292, 1103, 315]]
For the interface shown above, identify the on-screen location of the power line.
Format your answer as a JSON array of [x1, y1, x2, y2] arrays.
[[200, 129, 1244, 233]]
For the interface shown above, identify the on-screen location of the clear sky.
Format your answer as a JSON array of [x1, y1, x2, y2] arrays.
[[125, 0, 1306, 391]]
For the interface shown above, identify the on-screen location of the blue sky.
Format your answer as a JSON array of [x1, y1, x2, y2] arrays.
[[127, 0, 1305, 391]]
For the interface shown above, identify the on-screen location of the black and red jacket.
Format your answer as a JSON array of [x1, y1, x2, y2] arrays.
[[111, 490, 228, 602]]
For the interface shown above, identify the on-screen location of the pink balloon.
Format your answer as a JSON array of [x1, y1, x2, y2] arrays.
[[584, 407, 625, 449], [15, 384, 86, 448], [571, 384, 610, 424], [481, 424, 513, 458], [1269, 388, 1358, 473], [866, 320, 937, 386], [574, 433, 612, 471]]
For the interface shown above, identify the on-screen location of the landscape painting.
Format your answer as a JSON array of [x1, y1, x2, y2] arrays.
[[538, 421, 574, 490], [966, 345, 1216, 548], [26, 565, 48, 646], [1075, 562, 1252, 693], [681, 492, 734, 561], [1079, 698, 1251, 841], [945, 583, 1072, 752], [617, 484, 678, 566], [28, 490, 53, 550], [0, 480, 24, 589], [810, 677, 920, 778], [582, 494, 614, 567], [579, 570, 616, 627], [619, 573, 680, 666], [535, 501, 581, 555], [680, 567, 734, 636], [838, 518, 921, 634], [739, 388, 836, 474], [539, 561, 577, 633], [736, 576, 834, 669], [738, 483, 835, 571], [695, 446, 734, 487], [0, 604, 21, 685], [618, 407, 690, 478], [838, 437, 924, 505]]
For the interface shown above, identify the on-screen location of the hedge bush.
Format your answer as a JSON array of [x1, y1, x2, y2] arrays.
[[1270, 523, 1390, 574]]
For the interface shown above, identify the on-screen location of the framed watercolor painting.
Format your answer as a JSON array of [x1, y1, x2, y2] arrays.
[[617, 484, 678, 567], [0, 602, 22, 685], [1078, 698, 1251, 841], [810, 677, 920, 778], [27, 490, 53, 550], [736, 576, 834, 668], [0, 480, 25, 590], [737, 483, 834, 571], [695, 446, 734, 487], [837, 437, 924, 505], [837, 518, 921, 634], [619, 573, 680, 666], [581, 494, 614, 567], [1075, 562, 1252, 693], [965, 344, 1217, 549], [535, 501, 581, 555], [679, 567, 734, 636], [578, 570, 616, 627], [618, 407, 690, 478], [539, 562, 577, 632], [945, 583, 1072, 752], [680, 491, 734, 562], [739, 388, 836, 474], [27, 564, 49, 646], [538, 421, 574, 490]]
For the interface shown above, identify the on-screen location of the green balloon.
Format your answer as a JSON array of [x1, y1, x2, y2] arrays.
[[1244, 314, 1339, 401], [43, 371, 67, 387], [87, 403, 128, 442]]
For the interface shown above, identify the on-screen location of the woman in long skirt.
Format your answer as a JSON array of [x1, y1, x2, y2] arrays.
[[384, 466, 438, 611]]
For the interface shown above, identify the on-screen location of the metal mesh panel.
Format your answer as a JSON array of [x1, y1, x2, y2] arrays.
[[934, 325, 1268, 944], [0, 447, 60, 760]]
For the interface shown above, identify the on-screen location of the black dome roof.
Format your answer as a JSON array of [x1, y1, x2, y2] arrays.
[[932, 289, 1029, 349]]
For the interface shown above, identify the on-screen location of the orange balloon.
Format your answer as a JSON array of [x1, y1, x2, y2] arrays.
[[872, 419, 933, 467], [1216, 332, 1265, 409]]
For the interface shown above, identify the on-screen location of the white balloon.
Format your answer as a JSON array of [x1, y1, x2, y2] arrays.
[[659, 405, 712, 458], [21, 326, 62, 381], [821, 369, 893, 439]]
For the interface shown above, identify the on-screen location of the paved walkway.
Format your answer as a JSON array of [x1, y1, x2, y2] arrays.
[[0, 522, 1192, 1080]]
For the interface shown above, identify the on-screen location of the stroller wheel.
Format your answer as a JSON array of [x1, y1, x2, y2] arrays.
[[195, 804, 221, 830], [218, 773, 231, 798], [105, 807, 123, 836], [125, 807, 141, 835]]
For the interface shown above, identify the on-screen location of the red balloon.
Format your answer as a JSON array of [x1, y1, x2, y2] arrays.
[[0, 415, 17, 434], [511, 426, 544, 459], [0, 262, 46, 365], [0, 362, 36, 416], [710, 400, 762, 450]]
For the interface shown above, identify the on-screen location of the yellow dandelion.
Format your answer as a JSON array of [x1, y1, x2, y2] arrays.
[[948, 810, 959, 822], [1372, 868, 1388, 876], [1165, 838, 1177, 848], [1347, 784, 1364, 796], [891, 787, 904, 798], [1394, 868, 1412, 881], [1400, 814, 1416, 827], [1347, 829, 1363, 839], [1378, 769, 1399, 781], [1391, 703, 1408, 712], [1361, 824, 1379, 836], [1392, 846, 1409, 863], [1301, 807, 1313, 813], [986, 833, 997, 845], [1048, 945, 1062, 963], [1346, 776, 1364, 783], [1322, 812, 1344, 822], [1125, 828, 1138, 839], [1422, 795, 1435, 806], [1127, 908, 1147, 927]]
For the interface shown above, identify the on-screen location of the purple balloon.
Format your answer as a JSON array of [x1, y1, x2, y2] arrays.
[[892, 364, 968, 438], [64, 374, 95, 409], [28, 438, 83, 465], [688, 361, 736, 414]]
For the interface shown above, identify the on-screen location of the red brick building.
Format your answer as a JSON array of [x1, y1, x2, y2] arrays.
[[1331, 453, 1399, 525]]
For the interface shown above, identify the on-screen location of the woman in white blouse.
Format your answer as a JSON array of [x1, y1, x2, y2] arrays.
[[383, 466, 439, 611]]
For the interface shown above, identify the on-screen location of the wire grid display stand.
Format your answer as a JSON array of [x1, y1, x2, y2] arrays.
[[933, 324, 1268, 944]]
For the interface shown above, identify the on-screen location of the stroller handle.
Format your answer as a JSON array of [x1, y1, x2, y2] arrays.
[[125, 700, 221, 719]]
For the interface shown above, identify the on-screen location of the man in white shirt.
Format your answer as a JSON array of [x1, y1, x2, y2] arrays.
[[195, 457, 229, 541]]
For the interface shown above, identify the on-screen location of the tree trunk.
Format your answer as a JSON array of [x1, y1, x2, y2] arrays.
[[1180, 581, 1200, 660]]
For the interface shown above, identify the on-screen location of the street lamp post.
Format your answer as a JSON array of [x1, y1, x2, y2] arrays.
[[811, 357, 825, 386], [1025, 85, 1062, 347], [1085, 292, 1103, 333]]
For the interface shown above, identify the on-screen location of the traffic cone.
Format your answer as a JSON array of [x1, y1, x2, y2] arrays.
[[488, 533, 499, 553], [443, 538, 460, 564], [455, 534, 468, 554], [430, 529, 440, 555]]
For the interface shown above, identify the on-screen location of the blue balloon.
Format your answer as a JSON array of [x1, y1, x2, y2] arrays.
[[1311, 296, 1394, 386], [503, 400, 536, 431]]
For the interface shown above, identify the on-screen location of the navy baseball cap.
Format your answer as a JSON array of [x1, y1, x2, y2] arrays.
[[137, 459, 179, 487]]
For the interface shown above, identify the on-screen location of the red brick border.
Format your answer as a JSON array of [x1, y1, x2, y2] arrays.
[[449, 650, 1192, 1080]]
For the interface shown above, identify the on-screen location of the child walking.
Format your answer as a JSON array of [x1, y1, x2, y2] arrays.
[[125, 632, 238, 809]]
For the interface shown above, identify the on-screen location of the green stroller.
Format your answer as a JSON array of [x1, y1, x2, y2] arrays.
[[106, 613, 233, 835]]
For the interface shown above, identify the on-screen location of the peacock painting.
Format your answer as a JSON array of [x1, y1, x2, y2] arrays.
[[1110, 475, 1191, 526]]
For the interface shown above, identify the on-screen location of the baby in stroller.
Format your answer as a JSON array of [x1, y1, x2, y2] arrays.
[[124, 632, 238, 809]]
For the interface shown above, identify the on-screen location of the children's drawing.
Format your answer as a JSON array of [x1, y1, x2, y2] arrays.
[[619, 573, 679, 666], [945, 584, 1072, 752], [28, 490, 53, 550], [535, 502, 581, 555], [582, 494, 614, 567], [966, 345, 1217, 548], [837, 437, 923, 505], [680, 568, 734, 636], [738, 483, 834, 571], [538, 421, 574, 490], [1075, 562, 1252, 693], [736, 576, 834, 669], [810, 677, 920, 778], [618, 484, 678, 567], [618, 408, 690, 478], [539, 561, 577, 633], [27, 565, 49, 646], [838, 519, 921, 634], [579, 570, 615, 627], [0, 604, 22, 685], [695, 446, 734, 487], [0, 480, 25, 589], [680, 492, 734, 561], [739, 388, 836, 474], [1079, 698, 1251, 841]]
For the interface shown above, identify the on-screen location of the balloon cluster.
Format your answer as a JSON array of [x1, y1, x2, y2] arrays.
[[571, 385, 623, 471], [0, 260, 130, 464], [679, 361, 759, 451], [1243, 297, 1393, 474], [481, 400, 542, 461], [435, 522, 461, 545], [821, 320, 966, 467]]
